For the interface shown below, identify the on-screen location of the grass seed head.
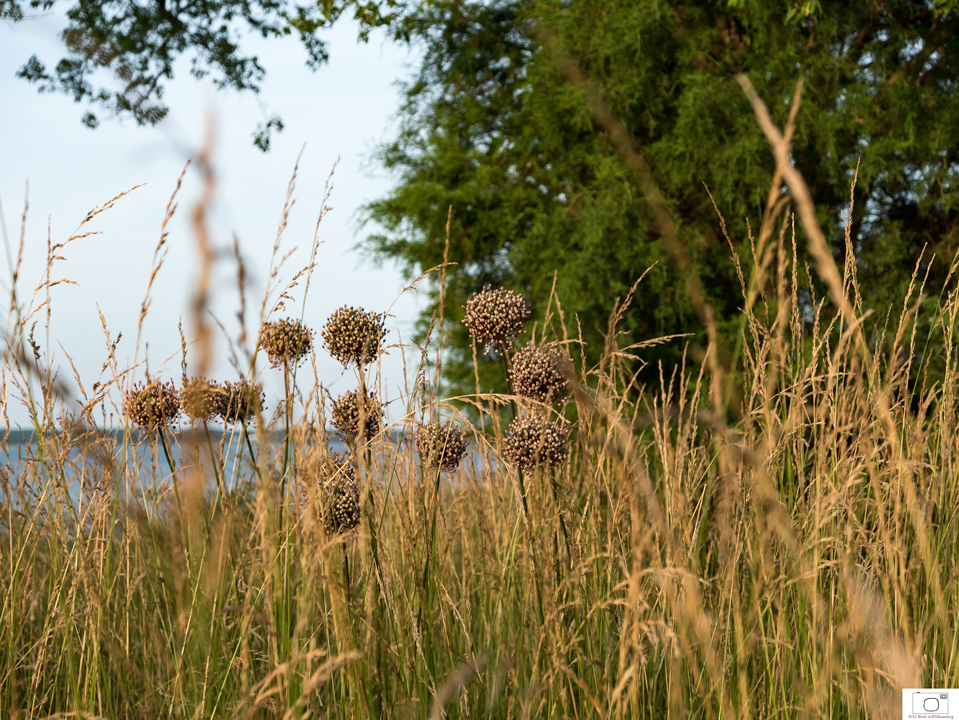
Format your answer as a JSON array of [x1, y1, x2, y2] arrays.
[[416, 421, 469, 473], [502, 414, 571, 470], [510, 343, 574, 404], [462, 285, 531, 353], [260, 317, 313, 367], [215, 379, 265, 425], [123, 380, 181, 431], [331, 389, 383, 443], [321, 306, 387, 367]]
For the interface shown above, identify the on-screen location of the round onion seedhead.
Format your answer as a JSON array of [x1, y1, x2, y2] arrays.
[[321, 453, 360, 534], [325, 474, 361, 534], [215, 379, 264, 425], [260, 317, 313, 367], [123, 380, 181, 432], [509, 343, 574, 404], [502, 414, 571, 470], [331, 389, 383, 443], [462, 285, 531, 353], [180, 376, 221, 422], [300, 451, 362, 535], [416, 422, 469, 473], [321, 306, 387, 367]]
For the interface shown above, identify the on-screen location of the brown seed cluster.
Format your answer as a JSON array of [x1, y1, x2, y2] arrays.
[[510, 343, 574, 404], [216, 379, 265, 425], [325, 475, 361, 535], [260, 317, 313, 367], [502, 414, 571, 470], [416, 422, 469, 473], [123, 380, 181, 431], [180, 376, 221, 422], [331, 389, 383, 443], [319, 452, 361, 534], [321, 306, 387, 367], [462, 285, 531, 352]]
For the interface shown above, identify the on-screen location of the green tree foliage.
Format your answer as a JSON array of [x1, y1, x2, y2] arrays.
[[361, 0, 959, 397]]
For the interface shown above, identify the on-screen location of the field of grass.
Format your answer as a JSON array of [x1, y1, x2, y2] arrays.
[[2, 94, 959, 720]]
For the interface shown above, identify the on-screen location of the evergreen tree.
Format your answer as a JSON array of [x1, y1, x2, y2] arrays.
[[361, 0, 959, 396]]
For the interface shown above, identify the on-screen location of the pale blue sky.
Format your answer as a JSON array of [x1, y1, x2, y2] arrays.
[[0, 11, 425, 428]]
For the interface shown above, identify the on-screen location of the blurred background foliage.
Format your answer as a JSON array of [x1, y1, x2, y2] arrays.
[[7, 0, 959, 400]]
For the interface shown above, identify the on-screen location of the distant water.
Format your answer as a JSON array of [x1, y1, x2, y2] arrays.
[[0, 427, 352, 503], [0, 426, 487, 510]]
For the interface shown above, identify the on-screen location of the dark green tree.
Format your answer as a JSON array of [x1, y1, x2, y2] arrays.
[[360, 0, 959, 398]]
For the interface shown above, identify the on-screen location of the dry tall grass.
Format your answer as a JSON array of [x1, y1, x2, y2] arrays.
[[2, 94, 957, 720]]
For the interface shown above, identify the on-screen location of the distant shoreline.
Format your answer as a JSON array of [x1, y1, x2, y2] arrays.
[[0, 427, 403, 446]]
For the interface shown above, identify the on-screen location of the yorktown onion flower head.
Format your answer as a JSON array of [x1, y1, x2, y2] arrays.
[[123, 380, 181, 431], [509, 343, 574, 404], [325, 473, 361, 535], [502, 414, 571, 470], [321, 306, 387, 367], [259, 317, 313, 367], [462, 285, 531, 353], [416, 421, 469, 473], [214, 379, 265, 425], [319, 452, 361, 534], [331, 389, 383, 443], [180, 376, 222, 422]]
